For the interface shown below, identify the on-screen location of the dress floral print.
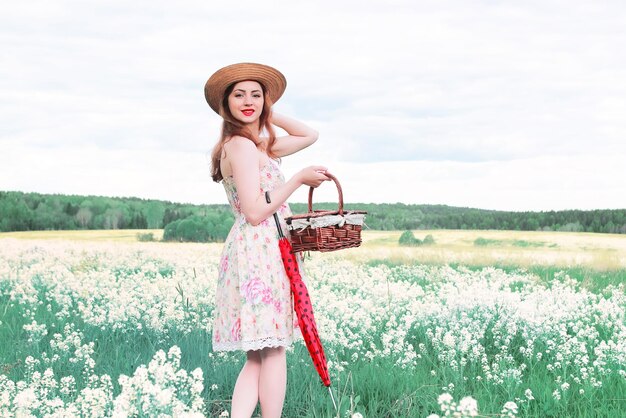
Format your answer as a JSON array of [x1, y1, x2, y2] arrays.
[[212, 160, 300, 351]]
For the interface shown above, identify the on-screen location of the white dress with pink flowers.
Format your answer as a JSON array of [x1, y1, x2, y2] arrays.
[[212, 159, 300, 352]]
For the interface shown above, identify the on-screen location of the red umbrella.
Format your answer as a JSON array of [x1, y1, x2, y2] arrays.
[[267, 192, 337, 409]]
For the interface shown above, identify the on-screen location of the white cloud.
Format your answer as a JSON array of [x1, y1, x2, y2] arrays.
[[1, 0, 625, 210], [0, 143, 217, 204], [282, 155, 626, 211]]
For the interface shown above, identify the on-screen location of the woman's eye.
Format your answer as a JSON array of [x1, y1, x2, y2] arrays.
[[253, 94, 261, 98]]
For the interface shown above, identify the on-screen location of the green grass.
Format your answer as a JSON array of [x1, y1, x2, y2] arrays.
[[0, 296, 412, 416], [2, 230, 626, 416], [0, 299, 595, 418], [4, 263, 626, 417]]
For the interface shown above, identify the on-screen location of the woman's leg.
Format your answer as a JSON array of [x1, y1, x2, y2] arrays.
[[258, 347, 287, 418], [231, 350, 262, 418]]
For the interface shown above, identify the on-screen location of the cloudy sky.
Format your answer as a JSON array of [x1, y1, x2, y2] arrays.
[[1, 0, 625, 211]]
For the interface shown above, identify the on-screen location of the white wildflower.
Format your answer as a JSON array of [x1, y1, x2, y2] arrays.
[[501, 401, 518, 417], [437, 392, 453, 405], [458, 396, 478, 416], [524, 388, 534, 401]]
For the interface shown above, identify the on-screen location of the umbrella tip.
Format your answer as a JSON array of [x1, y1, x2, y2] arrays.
[[328, 386, 338, 411]]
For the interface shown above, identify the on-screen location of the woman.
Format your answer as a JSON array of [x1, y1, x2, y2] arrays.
[[204, 63, 328, 418]]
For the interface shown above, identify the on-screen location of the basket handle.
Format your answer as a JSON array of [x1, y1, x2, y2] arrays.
[[308, 172, 343, 215]]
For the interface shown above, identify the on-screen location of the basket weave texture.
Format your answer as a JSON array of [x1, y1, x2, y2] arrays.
[[286, 173, 367, 253]]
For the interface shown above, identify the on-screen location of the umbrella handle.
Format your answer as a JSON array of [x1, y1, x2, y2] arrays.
[[265, 191, 285, 239]]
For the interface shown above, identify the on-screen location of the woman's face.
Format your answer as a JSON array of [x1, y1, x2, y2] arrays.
[[227, 80, 264, 124]]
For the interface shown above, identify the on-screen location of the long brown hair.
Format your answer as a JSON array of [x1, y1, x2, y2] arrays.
[[210, 81, 278, 182]]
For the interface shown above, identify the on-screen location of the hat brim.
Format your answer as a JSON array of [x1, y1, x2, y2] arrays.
[[204, 63, 287, 114]]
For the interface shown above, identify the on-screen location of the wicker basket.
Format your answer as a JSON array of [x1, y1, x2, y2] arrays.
[[285, 173, 367, 253]]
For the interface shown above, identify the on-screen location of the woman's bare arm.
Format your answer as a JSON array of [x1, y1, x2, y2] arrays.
[[226, 136, 328, 226], [270, 112, 319, 157]]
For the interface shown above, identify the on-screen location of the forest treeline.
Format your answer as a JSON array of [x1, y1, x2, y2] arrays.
[[1, 191, 625, 241]]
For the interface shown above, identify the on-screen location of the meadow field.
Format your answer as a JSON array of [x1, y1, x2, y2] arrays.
[[0, 229, 625, 417]]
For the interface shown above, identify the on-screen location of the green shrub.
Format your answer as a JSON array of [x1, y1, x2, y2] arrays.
[[422, 234, 435, 245], [162, 215, 230, 243], [512, 239, 545, 247], [136, 232, 155, 242], [474, 237, 502, 246], [399, 230, 421, 246], [399, 231, 436, 247]]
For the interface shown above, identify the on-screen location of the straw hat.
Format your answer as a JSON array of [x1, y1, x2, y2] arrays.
[[204, 62, 287, 114]]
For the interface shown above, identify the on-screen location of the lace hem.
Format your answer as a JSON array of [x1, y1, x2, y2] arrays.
[[213, 336, 293, 352]]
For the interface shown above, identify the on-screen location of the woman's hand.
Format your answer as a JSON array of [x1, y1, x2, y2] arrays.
[[297, 166, 330, 188]]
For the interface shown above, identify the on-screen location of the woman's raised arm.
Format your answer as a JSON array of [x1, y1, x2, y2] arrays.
[[270, 112, 319, 157]]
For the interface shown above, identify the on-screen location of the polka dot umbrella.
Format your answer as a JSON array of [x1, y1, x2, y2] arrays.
[[266, 192, 337, 411]]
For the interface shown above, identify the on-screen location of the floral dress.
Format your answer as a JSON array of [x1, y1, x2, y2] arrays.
[[212, 159, 300, 352]]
